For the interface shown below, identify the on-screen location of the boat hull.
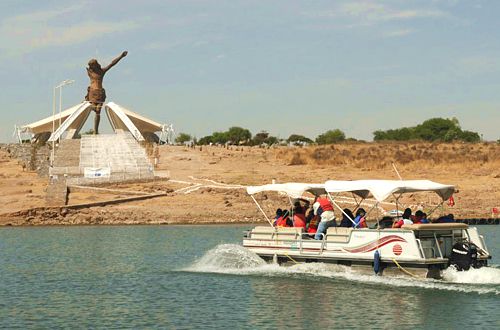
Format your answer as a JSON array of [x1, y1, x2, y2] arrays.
[[242, 224, 490, 279]]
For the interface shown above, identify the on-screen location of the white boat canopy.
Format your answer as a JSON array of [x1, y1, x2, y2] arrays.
[[246, 183, 326, 198], [324, 180, 455, 202]]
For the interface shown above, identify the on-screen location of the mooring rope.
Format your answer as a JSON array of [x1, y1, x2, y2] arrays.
[[391, 258, 418, 278], [283, 251, 299, 264]]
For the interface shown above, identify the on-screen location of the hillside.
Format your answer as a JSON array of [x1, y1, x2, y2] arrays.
[[0, 142, 498, 225]]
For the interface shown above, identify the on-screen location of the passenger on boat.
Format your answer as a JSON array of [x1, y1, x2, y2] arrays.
[[413, 210, 429, 224], [273, 208, 283, 226], [339, 208, 355, 227], [276, 210, 293, 227], [305, 205, 319, 234], [421, 213, 430, 223], [293, 202, 307, 229], [353, 208, 367, 228], [392, 208, 413, 228], [378, 216, 394, 229], [314, 197, 336, 240], [436, 213, 455, 223]]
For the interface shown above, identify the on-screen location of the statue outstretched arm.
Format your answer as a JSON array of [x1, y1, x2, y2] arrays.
[[102, 51, 128, 72]]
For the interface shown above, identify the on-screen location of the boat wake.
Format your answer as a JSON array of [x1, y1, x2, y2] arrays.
[[184, 244, 500, 295]]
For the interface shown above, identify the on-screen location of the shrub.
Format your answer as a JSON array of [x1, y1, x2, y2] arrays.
[[316, 129, 346, 144], [373, 117, 481, 143], [175, 133, 192, 144], [287, 134, 313, 144]]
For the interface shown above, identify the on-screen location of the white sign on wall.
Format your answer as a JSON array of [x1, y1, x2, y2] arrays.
[[84, 167, 111, 178]]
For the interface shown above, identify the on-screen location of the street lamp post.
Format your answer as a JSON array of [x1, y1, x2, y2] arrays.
[[51, 79, 75, 166]]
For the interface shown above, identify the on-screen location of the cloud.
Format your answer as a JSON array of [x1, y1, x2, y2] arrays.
[[383, 28, 417, 38], [0, 4, 139, 57], [143, 40, 189, 51], [302, 1, 449, 27], [214, 54, 226, 61]]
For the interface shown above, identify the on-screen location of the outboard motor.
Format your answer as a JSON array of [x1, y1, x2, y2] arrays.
[[448, 242, 478, 271]]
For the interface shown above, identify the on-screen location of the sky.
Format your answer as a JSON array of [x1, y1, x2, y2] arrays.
[[0, 0, 499, 142]]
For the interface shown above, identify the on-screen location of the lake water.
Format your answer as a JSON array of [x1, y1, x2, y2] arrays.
[[0, 225, 499, 329]]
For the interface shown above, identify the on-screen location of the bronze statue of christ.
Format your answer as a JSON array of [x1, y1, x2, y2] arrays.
[[85, 51, 127, 134]]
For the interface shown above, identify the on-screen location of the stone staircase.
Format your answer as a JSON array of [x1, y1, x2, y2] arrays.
[[74, 133, 154, 184], [49, 132, 154, 186], [50, 139, 81, 176]]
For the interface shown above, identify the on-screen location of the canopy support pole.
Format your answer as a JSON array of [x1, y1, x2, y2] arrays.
[[365, 201, 380, 219], [427, 201, 445, 218], [251, 195, 273, 227], [326, 192, 356, 226], [288, 195, 294, 219], [393, 193, 402, 217], [351, 192, 363, 211]]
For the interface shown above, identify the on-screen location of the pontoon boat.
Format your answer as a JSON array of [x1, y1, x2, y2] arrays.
[[243, 180, 491, 279]]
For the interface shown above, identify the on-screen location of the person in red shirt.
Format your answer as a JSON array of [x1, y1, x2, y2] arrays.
[[393, 208, 413, 228], [314, 196, 336, 239], [276, 210, 293, 227], [292, 201, 307, 229]]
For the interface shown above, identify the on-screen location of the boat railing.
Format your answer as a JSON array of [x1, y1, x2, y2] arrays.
[[247, 229, 328, 254], [433, 233, 444, 259], [415, 238, 425, 258], [479, 235, 488, 255]]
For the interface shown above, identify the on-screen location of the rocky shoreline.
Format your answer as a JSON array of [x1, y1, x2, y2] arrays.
[[0, 206, 263, 226]]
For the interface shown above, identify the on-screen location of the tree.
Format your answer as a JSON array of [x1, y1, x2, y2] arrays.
[[458, 130, 480, 142], [251, 131, 279, 146], [252, 131, 269, 145], [82, 129, 95, 135], [372, 117, 481, 142], [266, 136, 279, 145], [175, 133, 192, 144], [287, 134, 313, 144], [415, 118, 458, 141], [211, 131, 229, 144], [198, 135, 213, 145], [316, 129, 346, 144], [226, 126, 252, 145]]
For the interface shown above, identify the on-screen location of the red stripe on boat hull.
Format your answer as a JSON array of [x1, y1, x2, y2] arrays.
[[343, 235, 407, 253]]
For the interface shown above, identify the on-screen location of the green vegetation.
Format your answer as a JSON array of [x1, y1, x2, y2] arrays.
[[181, 117, 484, 146], [315, 129, 346, 144], [175, 133, 192, 144], [197, 126, 252, 145], [252, 131, 279, 146], [82, 129, 95, 135], [373, 117, 480, 142], [287, 134, 313, 144]]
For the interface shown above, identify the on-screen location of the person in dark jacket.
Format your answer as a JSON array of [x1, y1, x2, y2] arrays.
[[339, 208, 355, 227]]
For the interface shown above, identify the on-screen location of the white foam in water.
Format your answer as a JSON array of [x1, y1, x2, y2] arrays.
[[186, 244, 267, 272], [184, 244, 500, 295], [442, 265, 500, 284]]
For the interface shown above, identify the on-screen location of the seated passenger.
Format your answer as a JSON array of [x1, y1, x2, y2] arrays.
[[276, 210, 293, 227], [353, 208, 367, 228], [307, 215, 320, 234], [421, 213, 430, 224], [273, 208, 283, 226], [413, 210, 429, 224], [314, 197, 337, 240], [292, 202, 307, 229], [305, 205, 319, 234], [339, 208, 355, 227], [392, 208, 413, 228], [378, 216, 394, 229], [436, 213, 455, 223]]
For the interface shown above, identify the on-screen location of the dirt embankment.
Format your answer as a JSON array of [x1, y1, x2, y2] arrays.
[[0, 142, 499, 226]]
